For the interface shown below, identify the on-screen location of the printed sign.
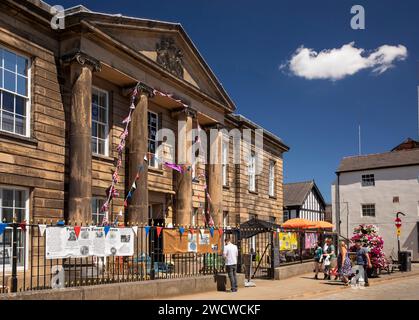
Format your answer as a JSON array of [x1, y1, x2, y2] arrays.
[[45, 226, 134, 259]]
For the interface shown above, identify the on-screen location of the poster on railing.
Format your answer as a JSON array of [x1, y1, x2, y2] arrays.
[[278, 232, 299, 251], [104, 227, 134, 256], [162, 229, 221, 254], [45, 226, 134, 259]]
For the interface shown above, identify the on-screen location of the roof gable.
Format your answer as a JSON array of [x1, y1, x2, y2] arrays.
[[64, 8, 235, 112]]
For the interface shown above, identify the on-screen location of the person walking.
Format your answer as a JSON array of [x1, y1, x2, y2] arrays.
[[337, 241, 352, 286], [322, 238, 336, 280], [354, 240, 372, 287], [223, 236, 239, 292], [313, 241, 323, 279]]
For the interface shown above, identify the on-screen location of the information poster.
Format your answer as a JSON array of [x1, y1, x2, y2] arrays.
[[46, 226, 134, 259], [163, 229, 221, 254]]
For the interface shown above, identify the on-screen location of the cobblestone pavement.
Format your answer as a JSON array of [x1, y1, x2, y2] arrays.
[[164, 265, 419, 300]]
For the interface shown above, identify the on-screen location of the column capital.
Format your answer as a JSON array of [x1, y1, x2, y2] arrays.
[[122, 82, 154, 98], [203, 122, 225, 131], [171, 106, 197, 119], [62, 51, 102, 72]]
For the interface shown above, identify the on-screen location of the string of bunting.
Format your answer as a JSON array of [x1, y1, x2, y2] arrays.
[[100, 84, 140, 215]]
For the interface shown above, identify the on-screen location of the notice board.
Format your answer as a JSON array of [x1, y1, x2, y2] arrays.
[[163, 229, 222, 254]]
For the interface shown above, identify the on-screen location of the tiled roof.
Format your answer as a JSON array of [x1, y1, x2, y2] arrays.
[[337, 148, 419, 173], [283, 181, 314, 207]]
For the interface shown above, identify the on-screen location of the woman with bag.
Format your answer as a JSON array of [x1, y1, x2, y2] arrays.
[[337, 241, 352, 286]]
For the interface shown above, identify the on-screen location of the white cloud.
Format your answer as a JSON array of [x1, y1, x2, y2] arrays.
[[280, 42, 407, 80]]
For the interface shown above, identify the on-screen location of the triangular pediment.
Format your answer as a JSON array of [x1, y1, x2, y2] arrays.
[[76, 13, 235, 111]]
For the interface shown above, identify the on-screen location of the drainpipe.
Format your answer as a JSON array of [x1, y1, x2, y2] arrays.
[[336, 172, 341, 239]]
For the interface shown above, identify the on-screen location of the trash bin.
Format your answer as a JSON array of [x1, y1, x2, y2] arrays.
[[398, 251, 412, 272], [215, 273, 227, 291]]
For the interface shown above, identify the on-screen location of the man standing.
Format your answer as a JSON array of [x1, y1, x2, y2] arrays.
[[355, 239, 372, 287], [223, 236, 239, 292]]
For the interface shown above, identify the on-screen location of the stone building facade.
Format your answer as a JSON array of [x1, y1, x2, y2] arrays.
[[0, 0, 289, 238]]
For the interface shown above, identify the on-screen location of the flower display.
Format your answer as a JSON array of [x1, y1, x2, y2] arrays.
[[350, 224, 387, 269]]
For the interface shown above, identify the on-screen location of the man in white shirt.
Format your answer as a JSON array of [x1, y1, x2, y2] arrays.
[[223, 236, 238, 292]]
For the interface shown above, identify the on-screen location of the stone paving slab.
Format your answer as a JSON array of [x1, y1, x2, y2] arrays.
[[164, 264, 419, 300]]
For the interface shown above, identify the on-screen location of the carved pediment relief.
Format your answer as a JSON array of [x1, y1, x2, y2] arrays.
[[156, 37, 184, 78]]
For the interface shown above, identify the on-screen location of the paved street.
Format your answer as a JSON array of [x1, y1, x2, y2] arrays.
[[164, 265, 419, 300], [305, 275, 419, 300]]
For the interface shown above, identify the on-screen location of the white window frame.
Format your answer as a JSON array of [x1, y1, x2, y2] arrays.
[[0, 46, 31, 137], [269, 160, 275, 197], [222, 139, 228, 186], [0, 185, 29, 272], [361, 174, 375, 187], [91, 197, 107, 225], [91, 87, 109, 156], [248, 152, 256, 192], [148, 110, 159, 168], [361, 203, 376, 217]]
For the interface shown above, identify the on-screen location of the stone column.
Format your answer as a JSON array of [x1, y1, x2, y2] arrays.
[[128, 84, 153, 224], [66, 53, 101, 223], [174, 108, 196, 226], [207, 124, 223, 226]]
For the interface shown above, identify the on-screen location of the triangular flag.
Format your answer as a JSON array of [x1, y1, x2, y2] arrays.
[[132, 226, 138, 235], [179, 226, 185, 236], [74, 226, 81, 238], [145, 226, 151, 237], [124, 199, 128, 208], [144, 155, 148, 162], [19, 222, 27, 232], [199, 228, 205, 237], [0, 223, 7, 236], [218, 228, 223, 236], [127, 191, 132, 199], [104, 225, 111, 236], [189, 228, 195, 234], [38, 224, 47, 236], [156, 226, 163, 237], [209, 226, 214, 238], [57, 220, 65, 226], [131, 181, 137, 190]]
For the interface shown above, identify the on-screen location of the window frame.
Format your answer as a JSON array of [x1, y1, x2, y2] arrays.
[[361, 203, 376, 217], [91, 86, 109, 157], [268, 160, 276, 197], [361, 174, 375, 187], [248, 152, 256, 192], [91, 197, 107, 226], [0, 46, 31, 137], [147, 110, 159, 169], [0, 185, 30, 272], [222, 138, 229, 187]]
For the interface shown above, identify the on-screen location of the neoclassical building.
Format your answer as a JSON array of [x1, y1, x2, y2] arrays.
[[0, 0, 289, 247]]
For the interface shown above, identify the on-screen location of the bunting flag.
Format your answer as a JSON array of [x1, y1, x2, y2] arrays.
[[122, 114, 131, 124], [199, 228, 205, 237], [209, 226, 214, 238], [19, 222, 27, 232], [179, 226, 185, 236], [156, 226, 163, 238], [38, 224, 47, 236], [74, 226, 81, 238], [131, 181, 137, 190], [189, 228, 195, 234], [144, 155, 148, 162], [0, 223, 7, 236], [132, 226, 138, 235], [145, 226, 151, 237], [57, 220, 65, 226], [164, 162, 184, 173], [218, 228, 223, 236], [104, 225, 111, 236], [124, 199, 128, 208]]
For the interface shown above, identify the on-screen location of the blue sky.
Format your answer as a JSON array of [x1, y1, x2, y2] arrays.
[[59, 0, 419, 201]]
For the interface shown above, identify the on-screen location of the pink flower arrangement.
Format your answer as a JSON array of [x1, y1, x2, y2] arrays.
[[350, 224, 387, 269]]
